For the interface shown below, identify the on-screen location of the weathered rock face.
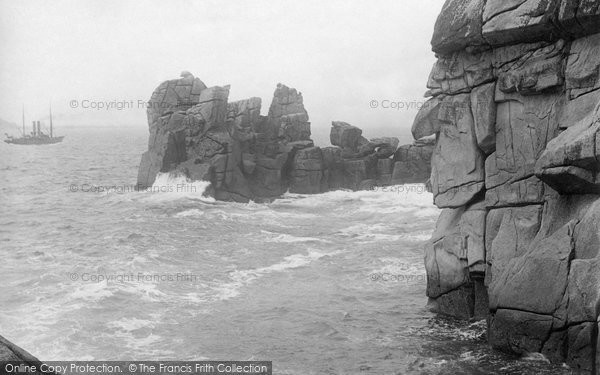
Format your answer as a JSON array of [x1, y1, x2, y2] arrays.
[[0, 334, 49, 374], [423, 0, 600, 371], [138, 74, 433, 202]]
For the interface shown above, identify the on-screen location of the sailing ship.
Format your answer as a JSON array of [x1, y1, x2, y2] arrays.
[[4, 105, 64, 145]]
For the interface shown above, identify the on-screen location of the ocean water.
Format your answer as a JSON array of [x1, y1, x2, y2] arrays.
[[0, 127, 575, 374]]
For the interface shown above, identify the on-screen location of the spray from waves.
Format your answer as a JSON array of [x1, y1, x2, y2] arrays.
[[276, 184, 439, 215], [142, 172, 214, 203]]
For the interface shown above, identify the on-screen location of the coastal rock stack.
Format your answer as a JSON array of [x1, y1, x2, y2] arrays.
[[419, 0, 600, 371], [137, 74, 434, 201]]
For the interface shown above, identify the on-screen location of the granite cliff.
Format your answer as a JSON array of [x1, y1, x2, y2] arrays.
[[0, 335, 50, 374], [418, 0, 600, 372], [137, 73, 434, 201]]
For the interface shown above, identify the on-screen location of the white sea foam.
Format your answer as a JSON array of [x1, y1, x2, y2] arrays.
[[69, 280, 114, 302], [106, 317, 155, 332], [336, 224, 432, 243], [214, 249, 341, 301], [143, 173, 214, 203], [279, 185, 439, 219], [174, 209, 205, 218], [261, 230, 331, 243], [372, 257, 426, 277], [521, 352, 551, 363]]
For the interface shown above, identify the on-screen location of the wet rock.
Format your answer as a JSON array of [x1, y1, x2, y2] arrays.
[[425, 200, 486, 296], [567, 322, 597, 372], [489, 309, 554, 354], [425, 200, 488, 319], [0, 335, 50, 374]]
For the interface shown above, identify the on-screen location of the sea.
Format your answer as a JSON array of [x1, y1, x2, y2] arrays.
[[0, 127, 576, 374]]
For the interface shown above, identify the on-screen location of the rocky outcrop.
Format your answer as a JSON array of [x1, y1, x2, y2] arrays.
[[0, 334, 51, 374], [422, 0, 600, 372], [138, 74, 433, 201]]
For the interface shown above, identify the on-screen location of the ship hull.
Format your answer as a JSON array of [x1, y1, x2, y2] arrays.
[[4, 136, 65, 145]]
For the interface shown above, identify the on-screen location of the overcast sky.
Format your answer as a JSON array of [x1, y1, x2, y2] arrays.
[[0, 0, 442, 145]]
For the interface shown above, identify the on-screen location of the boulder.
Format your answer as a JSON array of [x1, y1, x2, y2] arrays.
[[0, 334, 49, 374], [330, 121, 363, 150], [490, 309, 554, 354]]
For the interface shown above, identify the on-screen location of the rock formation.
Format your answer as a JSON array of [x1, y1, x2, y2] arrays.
[[138, 75, 434, 201], [0, 334, 51, 374], [420, 0, 600, 372]]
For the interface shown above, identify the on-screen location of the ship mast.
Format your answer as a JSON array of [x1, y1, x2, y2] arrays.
[[22, 104, 25, 136], [49, 103, 53, 138]]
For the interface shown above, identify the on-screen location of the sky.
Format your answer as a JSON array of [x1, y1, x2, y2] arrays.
[[0, 0, 442, 145]]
